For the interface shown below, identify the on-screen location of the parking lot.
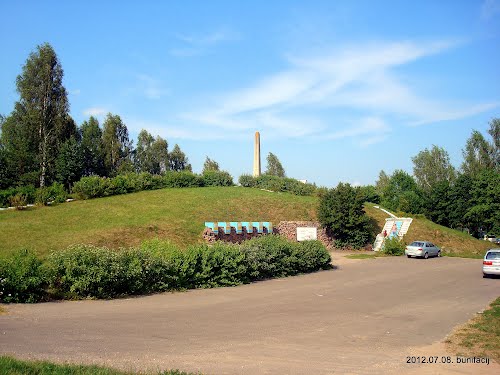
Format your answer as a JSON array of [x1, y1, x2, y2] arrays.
[[1, 255, 499, 374]]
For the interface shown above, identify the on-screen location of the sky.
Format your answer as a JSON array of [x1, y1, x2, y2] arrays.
[[1, 0, 499, 187]]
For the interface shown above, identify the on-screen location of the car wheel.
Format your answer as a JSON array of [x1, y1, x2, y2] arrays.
[[437, 250, 441, 257], [407, 255, 411, 258], [483, 273, 489, 278], [424, 252, 429, 259]]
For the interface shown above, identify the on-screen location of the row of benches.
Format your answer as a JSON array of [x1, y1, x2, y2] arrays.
[[204, 222, 273, 235]]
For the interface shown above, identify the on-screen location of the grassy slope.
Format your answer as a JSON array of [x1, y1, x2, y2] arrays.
[[445, 297, 500, 363], [0, 187, 316, 258], [0, 188, 492, 259], [365, 203, 492, 258]]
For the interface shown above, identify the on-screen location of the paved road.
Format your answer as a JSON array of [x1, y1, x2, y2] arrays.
[[1, 255, 499, 374]]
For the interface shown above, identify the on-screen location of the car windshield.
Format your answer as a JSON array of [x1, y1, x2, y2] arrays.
[[410, 242, 424, 247], [486, 252, 500, 260]]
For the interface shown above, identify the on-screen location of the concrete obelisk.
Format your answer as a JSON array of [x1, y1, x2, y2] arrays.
[[253, 131, 261, 177]]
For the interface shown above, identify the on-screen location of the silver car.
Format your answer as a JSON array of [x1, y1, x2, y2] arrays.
[[483, 249, 500, 277], [405, 241, 441, 259]]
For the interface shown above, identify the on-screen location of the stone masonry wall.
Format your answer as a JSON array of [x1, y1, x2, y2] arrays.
[[203, 221, 335, 249]]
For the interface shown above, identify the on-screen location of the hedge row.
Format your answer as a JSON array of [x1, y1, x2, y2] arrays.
[[72, 171, 234, 200], [0, 236, 332, 303], [238, 174, 319, 196], [0, 183, 67, 208]]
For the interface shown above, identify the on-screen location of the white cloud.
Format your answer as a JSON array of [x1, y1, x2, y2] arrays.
[[176, 39, 498, 144], [481, 0, 500, 20], [83, 107, 108, 117], [136, 74, 168, 100], [170, 29, 238, 57]]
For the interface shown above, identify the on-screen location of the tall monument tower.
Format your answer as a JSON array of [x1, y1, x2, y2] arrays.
[[253, 131, 261, 177]]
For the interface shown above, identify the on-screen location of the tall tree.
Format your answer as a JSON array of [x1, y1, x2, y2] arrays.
[[202, 156, 220, 174], [169, 144, 191, 172], [487, 118, 500, 171], [375, 170, 390, 195], [101, 113, 132, 176], [135, 129, 169, 174], [265, 152, 285, 177], [13, 43, 71, 187], [412, 145, 456, 192], [318, 183, 372, 248], [80, 116, 105, 176], [381, 170, 424, 214], [461, 130, 495, 177], [55, 136, 84, 189]]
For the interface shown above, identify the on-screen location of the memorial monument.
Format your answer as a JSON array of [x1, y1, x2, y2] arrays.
[[253, 131, 261, 177]]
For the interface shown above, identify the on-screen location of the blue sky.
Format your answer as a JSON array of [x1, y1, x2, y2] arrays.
[[1, 0, 499, 187]]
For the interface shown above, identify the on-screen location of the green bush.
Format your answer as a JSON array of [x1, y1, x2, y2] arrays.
[[72, 176, 105, 199], [0, 185, 36, 208], [0, 188, 16, 207], [238, 174, 256, 187], [46, 245, 125, 299], [0, 250, 47, 303], [238, 174, 317, 196], [9, 193, 28, 210], [2, 236, 331, 302], [163, 171, 203, 188], [382, 237, 405, 256], [202, 170, 234, 187], [240, 235, 331, 280]]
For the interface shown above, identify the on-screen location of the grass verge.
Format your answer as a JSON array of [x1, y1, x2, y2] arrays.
[[0, 356, 196, 375], [344, 253, 379, 259], [445, 297, 500, 363]]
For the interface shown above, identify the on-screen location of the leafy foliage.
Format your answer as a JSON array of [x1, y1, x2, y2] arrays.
[[238, 174, 316, 196], [382, 237, 405, 256], [412, 145, 456, 192], [202, 156, 220, 173], [202, 170, 234, 186], [0, 250, 47, 303], [318, 183, 372, 248], [1, 236, 331, 302], [102, 113, 132, 176], [265, 152, 286, 177], [169, 144, 192, 172], [135, 129, 169, 174]]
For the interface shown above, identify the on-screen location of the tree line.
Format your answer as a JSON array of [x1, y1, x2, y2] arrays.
[[0, 43, 195, 191], [367, 119, 499, 238], [0, 43, 290, 192]]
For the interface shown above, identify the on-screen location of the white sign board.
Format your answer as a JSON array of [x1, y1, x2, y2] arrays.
[[296, 227, 317, 241]]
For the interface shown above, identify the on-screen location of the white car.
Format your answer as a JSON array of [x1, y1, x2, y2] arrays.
[[483, 249, 500, 277], [405, 241, 441, 259]]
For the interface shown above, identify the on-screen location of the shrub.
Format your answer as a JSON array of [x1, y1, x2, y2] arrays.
[[0, 185, 36, 208], [238, 174, 256, 187], [0, 250, 47, 303], [72, 176, 105, 199], [163, 171, 203, 188], [9, 194, 28, 210], [46, 245, 125, 299], [239, 174, 316, 196], [293, 240, 332, 272], [202, 170, 234, 187], [383, 237, 405, 256], [2, 236, 331, 303], [240, 235, 331, 280], [0, 188, 16, 207]]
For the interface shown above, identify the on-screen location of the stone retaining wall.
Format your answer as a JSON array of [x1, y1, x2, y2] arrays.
[[203, 221, 335, 249]]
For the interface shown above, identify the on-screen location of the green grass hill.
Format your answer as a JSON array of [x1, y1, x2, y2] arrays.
[[0, 187, 492, 258]]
